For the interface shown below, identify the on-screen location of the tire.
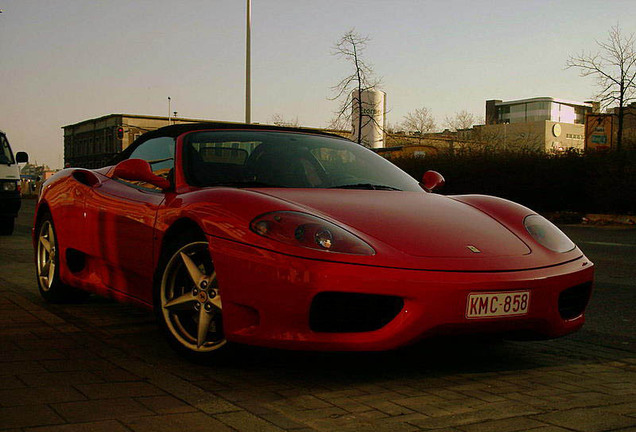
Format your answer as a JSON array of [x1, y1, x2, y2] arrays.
[[154, 237, 228, 360], [0, 217, 15, 236], [35, 213, 87, 303]]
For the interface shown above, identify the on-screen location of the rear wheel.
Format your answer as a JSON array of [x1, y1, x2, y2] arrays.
[[155, 239, 227, 360], [36, 214, 86, 302]]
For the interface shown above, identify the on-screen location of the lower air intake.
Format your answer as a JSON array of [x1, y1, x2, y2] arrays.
[[558, 282, 592, 320], [309, 292, 404, 333]]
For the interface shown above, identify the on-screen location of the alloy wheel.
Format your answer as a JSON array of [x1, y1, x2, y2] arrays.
[[37, 220, 56, 291], [160, 241, 226, 352]]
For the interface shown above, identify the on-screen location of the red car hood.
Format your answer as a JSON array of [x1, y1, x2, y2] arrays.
[[253, 189, 531, 258]]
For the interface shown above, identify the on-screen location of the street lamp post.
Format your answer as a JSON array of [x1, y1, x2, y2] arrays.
[[245, 0, 251, 124]]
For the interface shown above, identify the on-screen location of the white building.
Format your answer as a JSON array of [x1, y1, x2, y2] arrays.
[[477, 97, 597, 152]]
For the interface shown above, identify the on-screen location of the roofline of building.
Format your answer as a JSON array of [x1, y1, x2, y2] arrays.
[[61, 114, 352, 135], [494, 97, 593, 108], [61, 114, 240, 129]]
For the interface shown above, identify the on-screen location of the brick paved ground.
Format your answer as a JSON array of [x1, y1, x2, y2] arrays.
[[0, 202, 634, 431]]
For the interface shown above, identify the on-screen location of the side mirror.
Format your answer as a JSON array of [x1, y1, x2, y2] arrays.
[[422, 170, 445, 192], [112, 158, 171, 190], [15, 152, 28, 163]]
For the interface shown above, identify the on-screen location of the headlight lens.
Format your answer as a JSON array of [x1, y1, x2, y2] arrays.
[[250, 211, 375, 255], [1, 181, 17, 192], [524, 214, 575, 253]]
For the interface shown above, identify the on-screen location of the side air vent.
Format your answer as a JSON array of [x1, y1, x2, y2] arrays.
[[72, 170, 101, 187], [66, 248, 87, 273]]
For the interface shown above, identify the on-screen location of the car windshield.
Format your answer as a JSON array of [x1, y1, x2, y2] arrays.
[[182, 130, 422, 192], [0, 133, 15, 165]]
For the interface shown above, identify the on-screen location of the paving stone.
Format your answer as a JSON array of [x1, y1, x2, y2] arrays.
[[123, 412, 233, 432], [75, 381, 165, 399], [409, 401, 540, 429], [313, 388, 368, 400], [394, 393, 447, 411], [457, 416, 547, 432], [0, 386, 86, 406], [523, 425, 579, 432], [533, 407, 636, 432], [39, 358, 117, 372], [104, 356, 242, 414], [312, 415, 420, 432], [364, 400, 415, 416], [274, 406, 350, 422], [538, 391, 633, 410], [194, 396, 243, 415], [457, 389, 507, 403], [51, 397, 154, 422], [17, 371, 104, 387], [0, 361, 47, 376], [88, 366, 140, 382], [260, 412, 311, 430], [0, 404, 65, 429], [0, 347, 66, 362], [599, 382, 636, 394], [426, 389, 468, 400], [233, 399, 278, 417], [352, 391, 407, 404], [435, 399, 489, 415], [0, 374, 26, 390], [216, 410, 284, 431], [24, 420, 130, 432], [324, 397, 372, 414], [604, 401, 636, 416], [283, 394, 334, 410], [136, 395, 198, 414]]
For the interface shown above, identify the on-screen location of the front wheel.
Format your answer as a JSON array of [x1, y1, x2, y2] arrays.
[[155, 240, 227, 359], [36, 214, 86, 302]]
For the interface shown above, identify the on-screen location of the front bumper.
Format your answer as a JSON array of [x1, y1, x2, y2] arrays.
[[209, 236, 594, 351]]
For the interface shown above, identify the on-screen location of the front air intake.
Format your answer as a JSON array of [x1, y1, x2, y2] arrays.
[[309, 292, 403, 333], [558, 282, 592, 320]]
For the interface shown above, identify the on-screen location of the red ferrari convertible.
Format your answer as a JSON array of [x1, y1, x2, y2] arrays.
[[34, 123, 593, 359]]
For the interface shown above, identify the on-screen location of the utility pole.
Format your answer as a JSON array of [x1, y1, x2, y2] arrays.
[[245, 0, 251, 124]]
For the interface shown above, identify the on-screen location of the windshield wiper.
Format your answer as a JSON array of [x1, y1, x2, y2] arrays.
[[329, 183, 402, 191]]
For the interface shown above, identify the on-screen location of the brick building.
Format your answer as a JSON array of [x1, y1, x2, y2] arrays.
[[63, 114, 224, 168]]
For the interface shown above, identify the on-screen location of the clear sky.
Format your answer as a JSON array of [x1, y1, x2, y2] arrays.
[[1, 0, 634, 168]]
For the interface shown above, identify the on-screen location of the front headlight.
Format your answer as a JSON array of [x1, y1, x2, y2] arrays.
[[1, 181, 17, 192], [524, 214, 575, 253], [250, 211, 375, 255]]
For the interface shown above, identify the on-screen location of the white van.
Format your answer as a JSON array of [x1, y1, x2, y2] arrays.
[[0, 131, 28, 235]]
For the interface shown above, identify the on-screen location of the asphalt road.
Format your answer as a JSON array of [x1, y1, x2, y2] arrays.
[[559, 224, 636, 350], [1, 198, 634, 431]]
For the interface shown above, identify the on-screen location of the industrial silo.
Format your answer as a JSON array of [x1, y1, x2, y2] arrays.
[[351, 89, 386, 148]]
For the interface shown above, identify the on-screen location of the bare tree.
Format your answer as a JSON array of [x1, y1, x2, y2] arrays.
[[444, 110, 477, 131], [270, 113, 299, 127], [330, 29, 380, 145], [567, 24, 636, 151], [402, 107, 437, 136]]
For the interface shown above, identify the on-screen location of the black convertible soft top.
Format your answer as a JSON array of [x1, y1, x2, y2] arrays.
[[112, 122, 348, 164]]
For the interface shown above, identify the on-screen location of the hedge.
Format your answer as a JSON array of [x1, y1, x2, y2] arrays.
[[390, 149, 636, 215]]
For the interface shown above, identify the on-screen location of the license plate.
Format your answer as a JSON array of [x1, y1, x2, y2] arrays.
[[466, 291, 530, 319]]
